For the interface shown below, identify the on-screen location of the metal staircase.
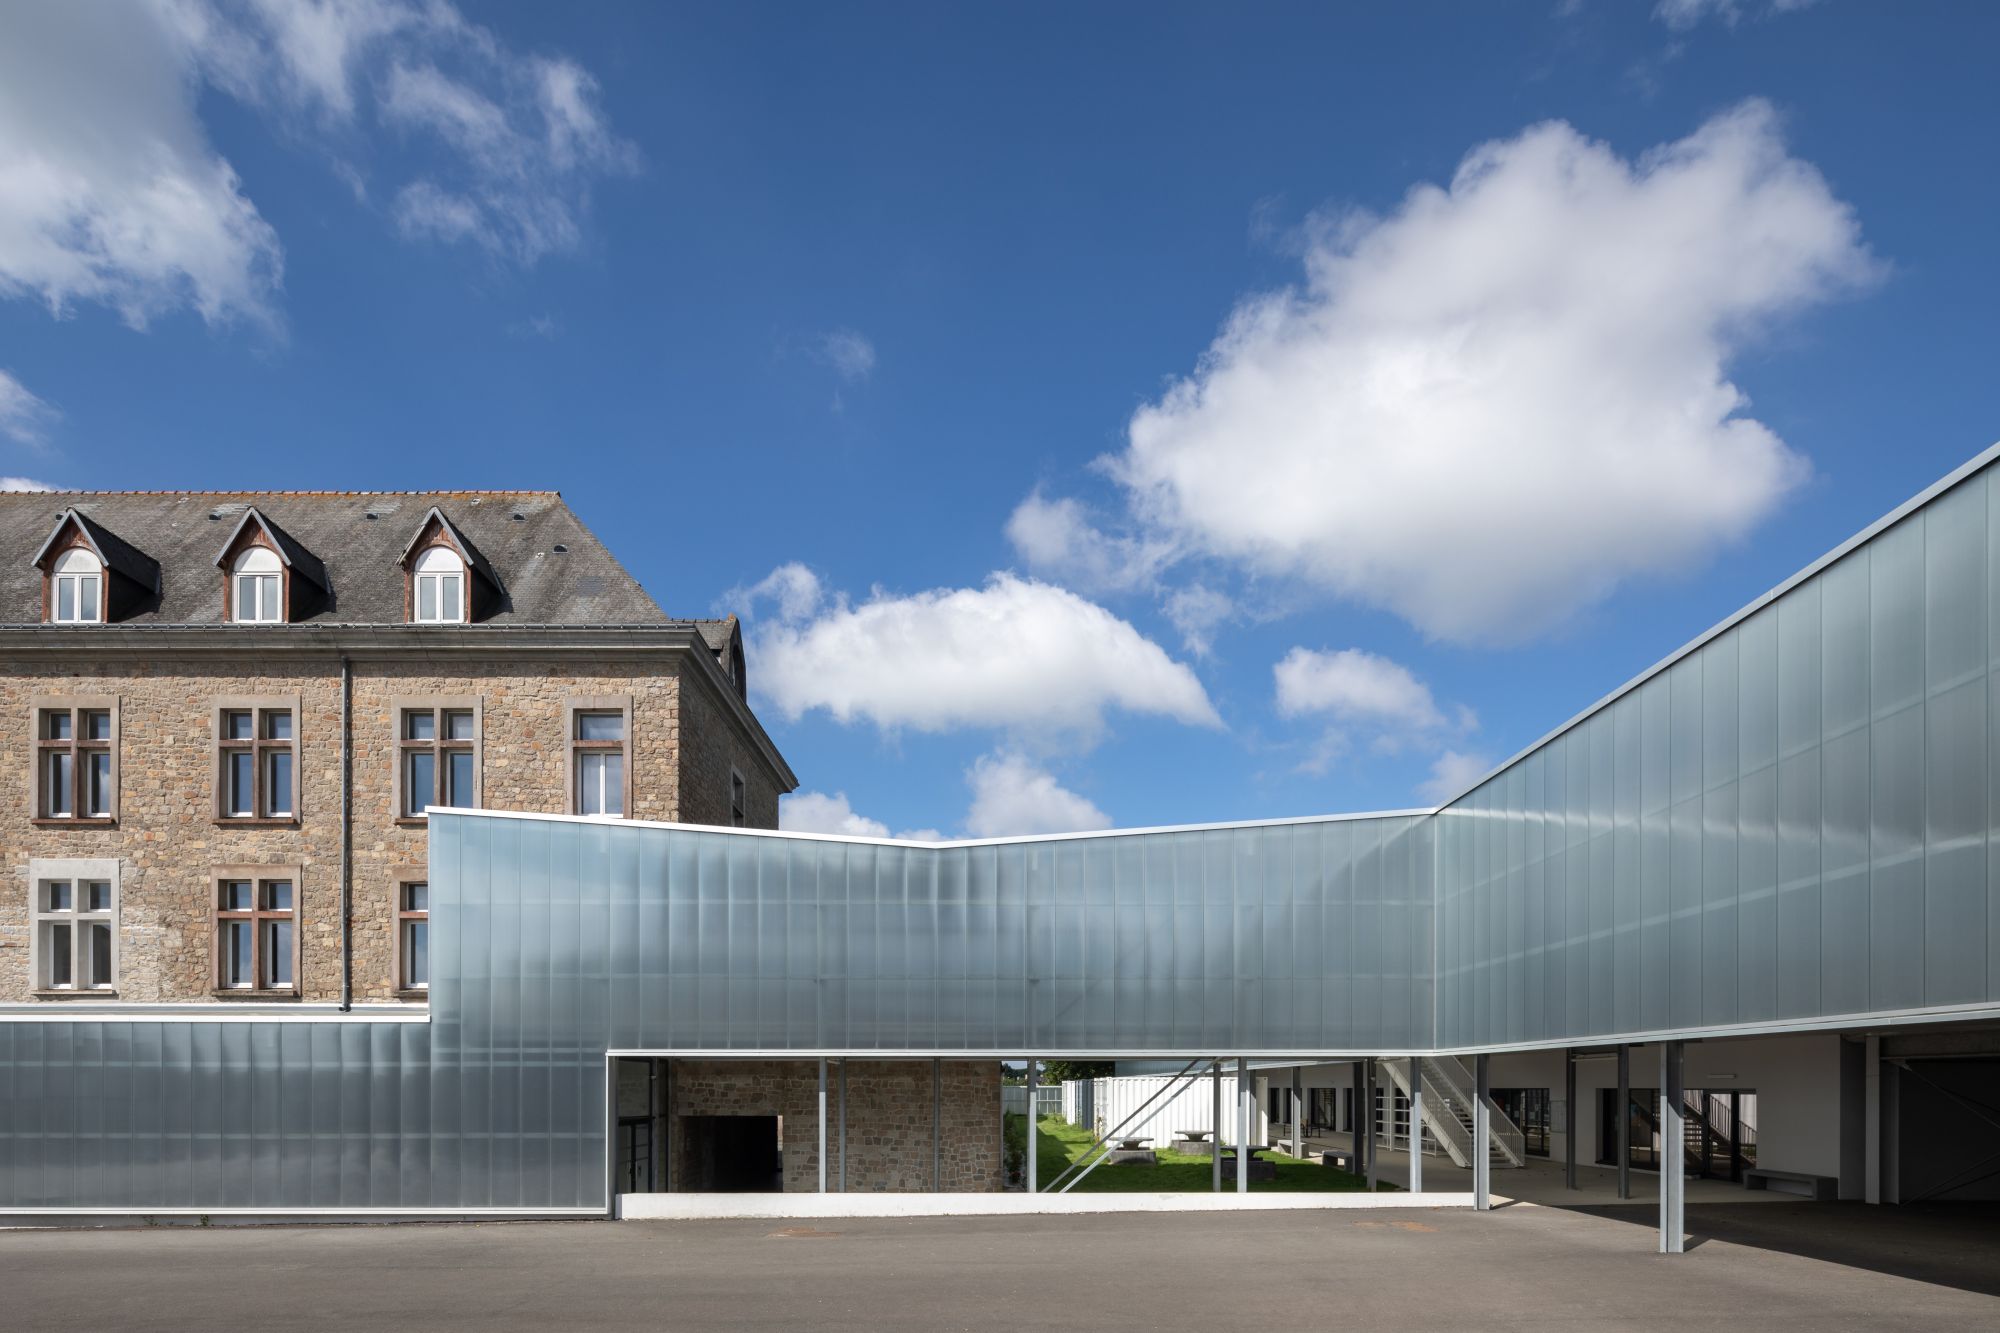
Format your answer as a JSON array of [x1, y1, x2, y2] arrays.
[[1382, 1056, 1526, 1169]]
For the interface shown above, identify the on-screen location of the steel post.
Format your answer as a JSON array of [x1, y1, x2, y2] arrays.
[[838, 1059, 848, 1193], [1026, 1059, 1038, 1194], [1563, 1048, 1577, 1191], [933, 1058, 942, 1192], [1617, 1045, 1631, 1200], [1212, 1060, 1223, 1193], [817, 1057, 828, 1194], [1363, 1059, 1377, 1192], [1407, 1058, 1423, 1195], [1473, 1053, 1491, 1211], [1236, 1057, 1251, 1195], [1292, 1066, 1304, 1158], [1660, 1042, 1685, 1254]]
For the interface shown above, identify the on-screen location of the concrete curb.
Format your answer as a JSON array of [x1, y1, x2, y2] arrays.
[[616, 1191, 1479, 1219]]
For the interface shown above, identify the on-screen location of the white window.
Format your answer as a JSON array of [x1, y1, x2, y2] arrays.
[[231, 547, 283, 623], [412, 546, 466, 624], [51, 548, 104, 624], [31, 860, 118, 992], [215, 874, 296, 992], [572, 710, 626, 816], [398, 880, 430, 992]]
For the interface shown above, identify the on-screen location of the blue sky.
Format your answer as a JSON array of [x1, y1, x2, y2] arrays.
[[2, 2, 1996, 839]]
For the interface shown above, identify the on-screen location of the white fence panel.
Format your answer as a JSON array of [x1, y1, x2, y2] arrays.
[[1001, 1085, 1063, 1119], [1074, 1073, 1268, 1147]]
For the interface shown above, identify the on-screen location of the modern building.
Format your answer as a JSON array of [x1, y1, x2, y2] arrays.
[[5, 448, 2000, 1245]]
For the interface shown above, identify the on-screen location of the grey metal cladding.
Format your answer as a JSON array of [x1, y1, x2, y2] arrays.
[[1436, 458, 2000, 1048]]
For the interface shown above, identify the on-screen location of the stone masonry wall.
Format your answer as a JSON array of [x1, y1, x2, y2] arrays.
[[669, 1059, 1003, 1193], [677, 671, 782, 830], [2, 652, 788, 1003]]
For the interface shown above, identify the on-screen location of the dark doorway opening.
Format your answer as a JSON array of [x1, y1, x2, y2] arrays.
[[679, 1115, 783, 1192]]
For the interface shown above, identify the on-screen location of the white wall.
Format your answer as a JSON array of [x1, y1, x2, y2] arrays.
[[1066, 1073, 1270, 1147]]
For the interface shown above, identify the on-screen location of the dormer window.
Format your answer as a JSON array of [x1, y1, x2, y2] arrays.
[[50, 549, 104, 623], [412, 546, 467, 624], [231, 547, 283, 624]]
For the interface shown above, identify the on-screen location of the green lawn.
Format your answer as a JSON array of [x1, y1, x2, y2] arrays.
[[1029, 1116, 1384, 1193]]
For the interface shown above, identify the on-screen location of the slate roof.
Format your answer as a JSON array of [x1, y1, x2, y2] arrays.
[[0, 491, 670, 626]]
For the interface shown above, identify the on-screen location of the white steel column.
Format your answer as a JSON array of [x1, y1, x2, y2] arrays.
[[1660, 1042, 1685, 1254], [1363, 1059, 1377, 1191], [1211, 1060, 1222, 1193], [838, 1059, 848, 1193], [932, 1058, 943, 1191], [1407, 1058, 1424, 1194], [1236, 1057, 1251, 1194], [1616, 1044, 1632, 1200], [1025, 1059, 1039, 1193], [1473, 1053, 1491, 1211], [1563, 1048, 1577, 1190], [1291, 1066, 1304, 1158], [1865, 1034, 1882, 1205], [817, 1057, 828, 1194]]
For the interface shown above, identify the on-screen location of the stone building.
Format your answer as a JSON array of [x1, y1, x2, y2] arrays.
[[0, 490, 796, 1007]]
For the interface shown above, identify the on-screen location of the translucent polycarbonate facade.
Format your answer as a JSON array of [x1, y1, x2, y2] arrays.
[[1436, 460, 2000, 1048], [434, 810, 1437, 1056], [10, 447, 2000, 1214]]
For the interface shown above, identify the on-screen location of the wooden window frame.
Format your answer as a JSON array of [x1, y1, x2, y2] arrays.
[[392, 696, 482, 825], [30, 695, 118, 826], [392, 868, 430, 998], [564, 695, 633, 817], [210, 866, 302, 997], [212, 695, 301, 825], [29, 857, 120, 996], [729, 765, 748, 828]]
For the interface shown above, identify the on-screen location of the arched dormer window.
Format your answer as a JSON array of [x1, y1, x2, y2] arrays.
[[51, 548, 104, 623], [412, 546, 467, 623], [231, 547, 283, 624]]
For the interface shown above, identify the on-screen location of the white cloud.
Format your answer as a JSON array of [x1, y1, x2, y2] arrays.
[[780, 791, 891, 839], [0, 0, 632, 333], [1162, 583, 1234, 657], [1654, 0, 1820, 30], [1275, 647, 1447, 731], [2, 475, 55, 491], [734, 561, 823, 623], [0, 370, 59, 447], [814, 329, 877, 383], [1420, 749, 1494, 804], [964, 751, 1111, 838], [1094, 101, 1874, 644], [1005, 491, 1170, 595], [749, 567, 1220, 738], [0, 1, 284, 330]]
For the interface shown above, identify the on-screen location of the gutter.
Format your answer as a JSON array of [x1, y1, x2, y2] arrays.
[[339, 654, 353, 1011]]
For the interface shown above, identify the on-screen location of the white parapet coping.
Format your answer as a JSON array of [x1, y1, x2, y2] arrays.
[[617, 1191, 1478, 1220]]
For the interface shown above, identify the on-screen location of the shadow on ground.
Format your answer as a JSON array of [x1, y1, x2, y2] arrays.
[[1557, 1199, 2000, 1298]]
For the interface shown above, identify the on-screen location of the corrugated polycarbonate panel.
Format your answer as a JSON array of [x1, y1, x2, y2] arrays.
[[436, 812, 1437, 1059], [1437, 460, 2000, 1047]]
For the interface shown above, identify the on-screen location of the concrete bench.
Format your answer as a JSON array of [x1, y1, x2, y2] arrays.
[[1319, 1150, 1356, 1171], [1743, 1168, 1836, 1201]]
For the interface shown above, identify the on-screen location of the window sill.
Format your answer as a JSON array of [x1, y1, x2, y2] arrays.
[[393, 989, 431, 1003], [33, 989, 119, 1000], [393, 816, 430, 829], [30, 817, 117, 829], [213, 817, 301, 828], [209, 989, 301, 1001]]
